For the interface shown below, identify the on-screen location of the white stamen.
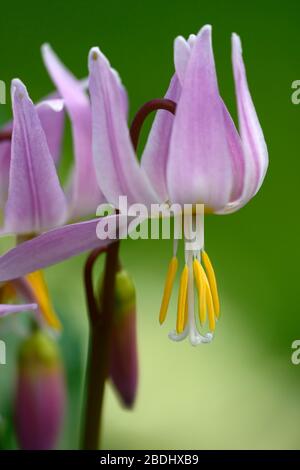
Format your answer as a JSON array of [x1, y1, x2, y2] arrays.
[[168, 327, 189, 342], [173, 238, 179, 257], [187, 211, 212, 346], [168, 210, 214, 346]]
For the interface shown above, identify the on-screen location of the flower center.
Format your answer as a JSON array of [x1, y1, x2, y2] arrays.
[[159, 212, 220, 346]]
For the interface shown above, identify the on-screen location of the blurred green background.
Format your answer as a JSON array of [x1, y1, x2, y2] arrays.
[[0, 0, 300, 449]]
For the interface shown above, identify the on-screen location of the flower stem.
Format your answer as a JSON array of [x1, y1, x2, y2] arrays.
[[82, 241, 120, 449], [81, 97, 176, 449], [130, 98, 176, 150]]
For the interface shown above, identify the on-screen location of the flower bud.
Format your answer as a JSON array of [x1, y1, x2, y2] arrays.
[[110, 269, 138, 408], [15, 329, 66, 449]]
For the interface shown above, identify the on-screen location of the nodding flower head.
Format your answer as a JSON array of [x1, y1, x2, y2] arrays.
[[87, 25, 268, 345]]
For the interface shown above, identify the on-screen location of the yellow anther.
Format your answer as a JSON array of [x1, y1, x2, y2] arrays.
[[205, 277, 215, 332], [26, 271, 61, 330], [183, 296, 188, 330], [176, 265, 189, 334], [193, 259, 207, 326], [159, 257, 178, 325], [202, 251, 220, 318]]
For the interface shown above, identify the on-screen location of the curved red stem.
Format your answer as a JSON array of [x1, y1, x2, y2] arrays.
[[130, 98, 176, 151], [0, 130, 12, 142]]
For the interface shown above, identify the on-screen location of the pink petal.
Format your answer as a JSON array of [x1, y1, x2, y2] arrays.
[[174, 36, 191, 84], [0, 303, 37, 317], [225, 33, 268, 212], [141, 36, 196, 201], [42, 44, 104, 219], [141, 74, 181, 202], [36, 99, 64, 165], [221, 100, 245, 202], [167, 25, 234, 210], [173, 32, 245, 205], [4, 80, 67, 234], [0, 214, 131, 282], [0, 99, 64, 209], [88, 47, 159, 208]]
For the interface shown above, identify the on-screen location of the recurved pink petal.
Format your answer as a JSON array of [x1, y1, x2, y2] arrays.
[[167, 25, 234, 210], [225, 33, 268, 213], [4, 80, 67, 235], [88, 47, 159, 208], [42, 44, 104, 219], [0, 214, 133, 282]]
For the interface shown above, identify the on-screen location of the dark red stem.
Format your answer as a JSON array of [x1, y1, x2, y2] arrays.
[[83, 247, 107, 325], [0, 130, 12, 142], [82, 241, 120, 449], [130, 98, 176, 150]]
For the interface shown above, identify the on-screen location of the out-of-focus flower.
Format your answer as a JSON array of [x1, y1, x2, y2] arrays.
[[2, 73, 103, 235], [0, 80, 67, 330], [0, 46, 105, 329], [109, 269, 138, 408], [3, 80, 67, 235], [0, 47, 103, 223], [15, 329, 66, 450], [0, 26, 268, 345], [0, 94, 64, 211], [41, 44, 103, 219]]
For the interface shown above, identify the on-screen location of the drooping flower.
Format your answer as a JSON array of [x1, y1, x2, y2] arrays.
[[0, 47, 105, 330], [0, 46, 103, 221], [3, 80, 68, 235], [15, 329, 66, 450], [0, 26, 268, 346], [87, 25, 268, 345], [0, 79, 66, 330]]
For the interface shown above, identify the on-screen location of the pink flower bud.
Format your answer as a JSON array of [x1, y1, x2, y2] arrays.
[[15, 330, 66, 450], [110, 269, 138, 408]]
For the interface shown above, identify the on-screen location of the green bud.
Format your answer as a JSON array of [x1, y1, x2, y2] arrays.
[[109, 269, 138, 408], [15, 330, 66, 449], [113, 269, 136, 320]]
